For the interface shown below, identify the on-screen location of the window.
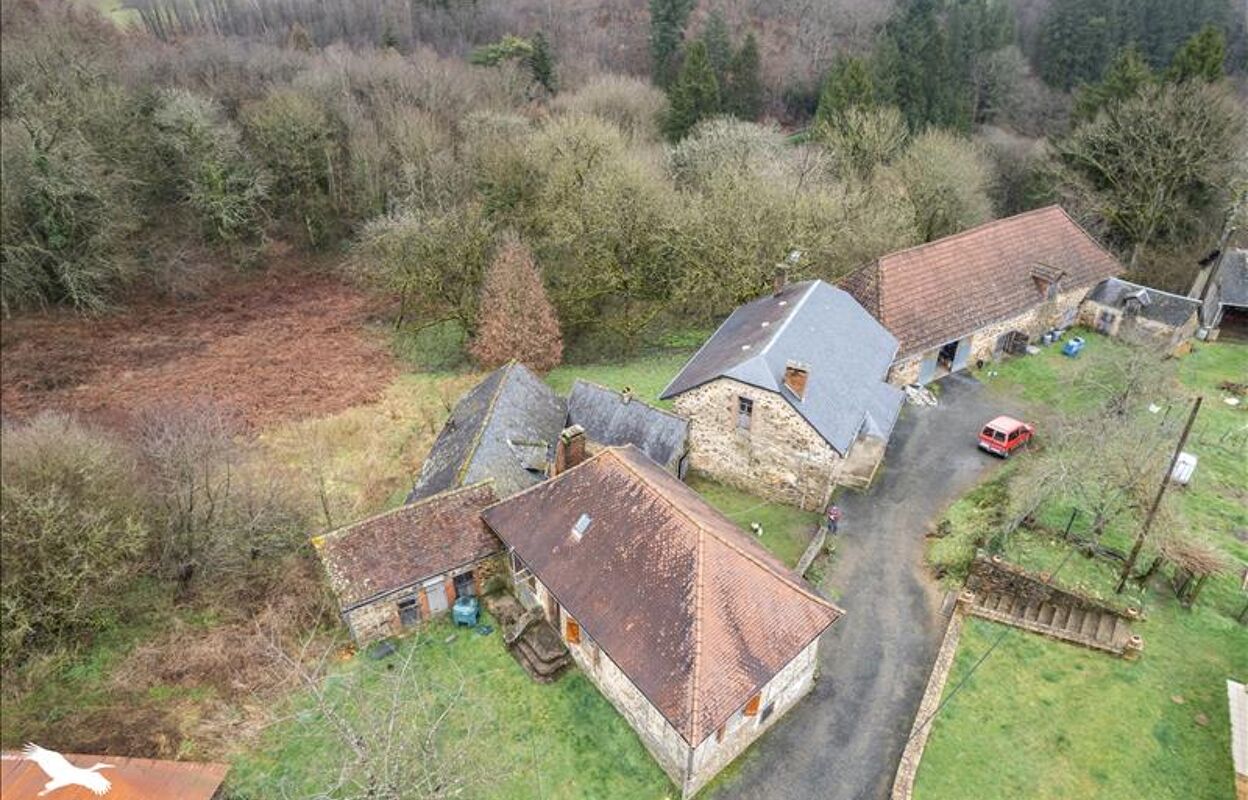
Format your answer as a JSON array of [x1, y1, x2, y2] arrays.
[[743, 693, 761, 717], [760, 702, 776, 724], [564, 618, 581, 645], [397, 597, 420, 628], [737, 396, 754, 430]]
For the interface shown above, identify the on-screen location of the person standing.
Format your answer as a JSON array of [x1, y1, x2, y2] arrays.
[[826, 504, 842, 534]]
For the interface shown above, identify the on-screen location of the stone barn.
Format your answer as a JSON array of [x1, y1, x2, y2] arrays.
[[1080, 278, 1200, 356], [660, 278, 903, 509], [566, 378, 690, 477], [408, 361, 566, 502], [314, 482, 503, 644], [842, 205, 1123, 385], [481, 445, 842, 798]]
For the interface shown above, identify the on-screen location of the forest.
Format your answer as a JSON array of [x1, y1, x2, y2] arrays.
[[0, 0, 1246, 776]]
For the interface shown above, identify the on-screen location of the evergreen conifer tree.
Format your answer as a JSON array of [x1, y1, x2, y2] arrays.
[[724, 33, 763, 120], [815, 56, 874, 126], [664, 40, 721, 140], [1167, 25, 1226, 83], [649, 0, 696, 88], [528, 31, 559, 95], [701, 9, 733, 89], [1073, 46, 1153, 122]]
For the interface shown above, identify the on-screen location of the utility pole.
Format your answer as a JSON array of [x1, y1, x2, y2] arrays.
[[1117, 396, 1203, 593]]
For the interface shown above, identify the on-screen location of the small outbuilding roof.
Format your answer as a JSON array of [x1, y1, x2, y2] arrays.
[[842, 206, 1122, 357], [1218, 249, 1248, 309], [481, 446, 842, 746], [314, 482, 500, 611], [1085, 278, 1200, 328], [566, 379, 690, 473], [1, 750, 229, 800], [659, 280, 903, 454], [408, 362, 566, 502]]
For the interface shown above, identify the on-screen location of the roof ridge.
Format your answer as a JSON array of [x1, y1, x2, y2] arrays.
[[313, 480, 495, 547], [879, 205, 1065, 265], [1106, 277, 1200, 304], [687, 522, 707, 742], [571, 378, 690, 424], [605, 447, 842, 615], [1054, 206, 1125, 271], [454, 363, 516, 485]]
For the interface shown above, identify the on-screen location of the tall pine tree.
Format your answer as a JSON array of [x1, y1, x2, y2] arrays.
[[1073, 46, 1153, 122], [650, 0, 696, 88], [701, 9, 733, 89], [724, 33, 763, 120], [1167, 25, 1226, 83], [663, 40, 721, 140], [815, 56, 875, 126], [527, 31, 559, 95]]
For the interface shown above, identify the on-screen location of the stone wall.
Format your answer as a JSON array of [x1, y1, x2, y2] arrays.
[[965, 554, 1134, 618], [342, 554, 505, 645], [684, 638, 820, 797], [887, 286, 1089, 386], [672, 378, 844, 511], [1078, 300, 1198, 356]]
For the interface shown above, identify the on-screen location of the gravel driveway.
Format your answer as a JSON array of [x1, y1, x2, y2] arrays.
[[714, 372, 1025, 800]]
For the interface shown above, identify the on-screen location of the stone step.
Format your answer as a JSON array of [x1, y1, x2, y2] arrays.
[[1022, 601, 1041, 623], [1038, 602, 1056, 626], [1065, 608, 1085, 633], [1050, 605, 1070, 629]]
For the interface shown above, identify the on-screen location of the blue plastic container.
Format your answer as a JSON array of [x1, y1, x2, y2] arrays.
[[1062, 337, 1086, 357], [452, 595, 480, 627]]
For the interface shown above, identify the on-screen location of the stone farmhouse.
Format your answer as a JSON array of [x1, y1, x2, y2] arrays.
[[661, 278, 904, 510], [408, 361, 566, 502], [314, 482, 503, 644], [1080, 277, 1201, 356], [842, 205, 1122, 385], [481, 445, 842, 798], [566, 378, 690, 477]]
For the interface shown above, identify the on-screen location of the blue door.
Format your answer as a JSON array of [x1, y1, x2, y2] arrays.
[[917, 353, 938, 385]]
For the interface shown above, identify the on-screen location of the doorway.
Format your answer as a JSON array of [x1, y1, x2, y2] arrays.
[[453, 570, 476, 598], [398, 597, 420, 628], [424, 577, 449, 614]]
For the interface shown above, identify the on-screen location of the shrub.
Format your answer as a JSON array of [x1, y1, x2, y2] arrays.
[[0, 414, 148, 662], [469, 236, 563, 371], [893, 129, 994, 242], [552, 74, 668, 141], [667, 117, 788, 189]]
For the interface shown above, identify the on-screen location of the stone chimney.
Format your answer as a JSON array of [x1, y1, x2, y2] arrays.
[[784, 362, 809, 400], [773, 265, 788, 296], [552, 425, 587, 476]]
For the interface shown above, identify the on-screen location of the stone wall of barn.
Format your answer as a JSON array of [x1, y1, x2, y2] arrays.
[[683, 637, 821, 797], [1077, 301, 1197, 356], [887, 286, 1090, 386], [672, 378, 843, 511], [342, 554, 504, 645]]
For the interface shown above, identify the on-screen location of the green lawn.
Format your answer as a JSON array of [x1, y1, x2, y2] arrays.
[[226, 615, 675, 799], [915, 339, 1248, 800], [689, 476, 820, 568], [546, 352, 694, 410]]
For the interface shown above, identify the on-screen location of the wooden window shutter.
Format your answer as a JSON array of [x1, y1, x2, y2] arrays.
[[565, 618, 581, 644], [744, 694, 761, 717]]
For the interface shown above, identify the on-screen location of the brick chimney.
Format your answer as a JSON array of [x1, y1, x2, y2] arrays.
[[552, 425, 587, 475], [773, 266, 788, 296], [784, 362, 809, 400]]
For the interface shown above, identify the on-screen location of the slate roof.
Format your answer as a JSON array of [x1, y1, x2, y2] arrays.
[[408, 362, 566, 502], [659, 280, 903, 454], [314, 482, 500, 611], [566, 380, 690, 473], [481, 446, 843, 746], [1, 751, 229, 800], [842, 206, 1123, 357], [1218, 249, 1248, 309], [1085, 278, 1200, 328]]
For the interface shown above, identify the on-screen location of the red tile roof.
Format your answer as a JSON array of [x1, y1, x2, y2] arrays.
[[1, 750, 228, 800], [481, 446, 842, 745], [314, 482, 501, 610], [841, 206, 1122, 357]]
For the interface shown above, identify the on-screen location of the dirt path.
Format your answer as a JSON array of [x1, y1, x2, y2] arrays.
[[1, 266, 397, 429], [714, 373, 1025, 800]]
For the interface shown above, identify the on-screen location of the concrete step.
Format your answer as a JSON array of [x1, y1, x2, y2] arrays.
[[1080, 610, 1100, 639], [1037, 603, 1056, 626], [1050, 605, 1070, 628], [1094, 613, 1116, 643], [1022, 601, 1041, 623], [1065, 608, 1085, 633]]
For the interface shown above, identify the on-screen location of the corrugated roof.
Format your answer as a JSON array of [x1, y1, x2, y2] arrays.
[[659, 280, 903, 454], [842, 206, 1123, 357], [408, 362, 566, 502], [481, 446, 842, 745], [314, 482, 500, 610], [1, 750, 229, 800], [1085, 278, 1200, 328], [566, 380, 689, 473]]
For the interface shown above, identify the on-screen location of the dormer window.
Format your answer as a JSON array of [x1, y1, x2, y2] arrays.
[[1031, 264, 1065, 300], [784, 363, 809, 400]]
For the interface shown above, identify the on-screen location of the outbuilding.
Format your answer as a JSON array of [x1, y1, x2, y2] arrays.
[[1080, 277, 1200, 355]]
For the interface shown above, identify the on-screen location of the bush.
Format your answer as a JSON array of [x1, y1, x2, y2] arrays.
[[552, 75, 668, 141], [0, 414, 148, 662], [667, 117, 788, 189], [469, 236, 563, 371]]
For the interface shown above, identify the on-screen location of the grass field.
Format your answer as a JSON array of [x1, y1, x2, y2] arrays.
[[914, 338, 1248, 800], [689, 476, 820, 568], [226, 615, 675, 799]]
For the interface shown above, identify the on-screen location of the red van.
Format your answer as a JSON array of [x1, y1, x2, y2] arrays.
[[978, 416, 1034, 458]]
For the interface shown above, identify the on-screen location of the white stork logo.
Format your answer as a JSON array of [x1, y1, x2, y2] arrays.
[[21, 744, 114, 796]]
